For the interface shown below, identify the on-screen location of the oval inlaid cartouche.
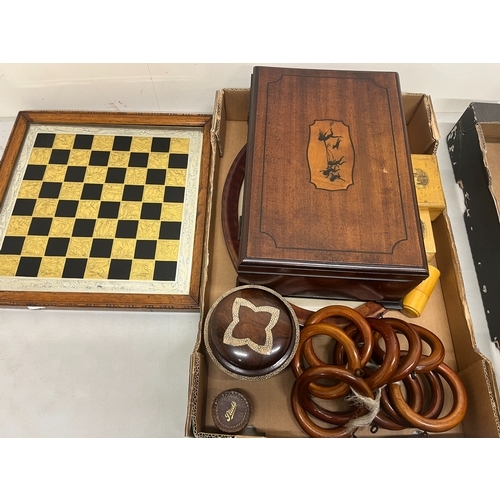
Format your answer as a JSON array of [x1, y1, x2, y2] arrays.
[[204, 285, 300, 380]]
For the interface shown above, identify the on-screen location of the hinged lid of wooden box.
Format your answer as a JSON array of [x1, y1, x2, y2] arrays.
[[238, 67, 428, 306]]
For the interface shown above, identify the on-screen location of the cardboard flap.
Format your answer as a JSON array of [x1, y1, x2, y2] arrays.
[[403, 93, 439, 154], [212, 90, 226, 157], [478, 122, 500, 218], [459, 359, 500, 437], [459, 104, 478, 135]]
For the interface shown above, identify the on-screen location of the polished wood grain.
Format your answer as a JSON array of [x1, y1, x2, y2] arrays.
[[221, 143, 245, 269], [388, 362, 467, 432], [292, 365, 374, 438], [305, 305, 374, 367], [204, 285, 300, 380], [375, 318, 422, 382], [291, 322, 362, 399], [239, 66, 428, 306], [411, 324, 446, 373], [358, 318, 400, 390]]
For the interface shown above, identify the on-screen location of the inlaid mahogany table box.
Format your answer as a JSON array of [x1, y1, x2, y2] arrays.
[[238, 67, 428, 308], [447, 102, 500, 346], [186, 85, 500, 438]]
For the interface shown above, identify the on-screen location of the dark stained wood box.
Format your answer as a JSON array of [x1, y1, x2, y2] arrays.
[[238, 67, 428, 307]]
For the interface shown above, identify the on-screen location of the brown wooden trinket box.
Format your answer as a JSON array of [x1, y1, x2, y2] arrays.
[[238, 67, 428, 308]]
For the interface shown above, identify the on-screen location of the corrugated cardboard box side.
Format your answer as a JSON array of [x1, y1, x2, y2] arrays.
[[447, 102, 500, 346], [186, 90, 500, 438]]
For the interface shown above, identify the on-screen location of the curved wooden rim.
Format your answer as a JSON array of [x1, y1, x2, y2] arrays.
[[221, 144, 246, 270], [292, 365, 373, 438], [306, 305, 375, 367], [388, 362, 467, 432], [291, 322, 362, 399]]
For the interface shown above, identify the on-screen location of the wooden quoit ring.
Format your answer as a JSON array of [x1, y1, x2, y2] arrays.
[[335, 317, 400, 390], [410, 324, 446, 373], [374, 318, 422, 382], [388, 362, 467, 432], [291, 322, 362, 399], [291, 365, 374, 438], [305, 305, 374, 367]]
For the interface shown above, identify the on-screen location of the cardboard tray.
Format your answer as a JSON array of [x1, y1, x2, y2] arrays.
[[186, 88, 500, 438]]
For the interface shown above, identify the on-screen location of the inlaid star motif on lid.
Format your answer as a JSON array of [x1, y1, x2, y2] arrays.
[[223, 297, 280, 355]]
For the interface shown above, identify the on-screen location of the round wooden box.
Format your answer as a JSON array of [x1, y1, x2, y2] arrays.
[[204, 285, 300, 381]]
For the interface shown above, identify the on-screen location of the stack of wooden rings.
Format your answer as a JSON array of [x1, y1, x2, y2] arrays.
[[290, 305, 468, 437]]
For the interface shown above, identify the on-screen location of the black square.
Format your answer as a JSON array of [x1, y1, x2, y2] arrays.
[[105, 168, 127, 184], [90, 239, 113, 258], [81, 184, 103, 200], [17, 257, 42, 277], [164, 186, 185, 203], [55, 200, 79, 217], [151, 137, 171, 152], [159, 221, 182, 240], [140, 203, 162, 220], [113, 136, 132, 151], [122, 185, 144, 202], [108, 259, 132, 280], [129, 152, 149, 167], [28, 218, 52, 236], [134, 240, 157, 259], [13, 199, 36, 216], [49, 149, 70, 165], [153, 261, 177, 281], [116, 220, 138, 238], [73, 134, 94, 149], [168, 153, 188, 168], [89, 151, 110, 166], [24, 165, 46, 180], [39, 182, 62, 199], [62, 258, 87, 279], [98, 201, 120, 219], [0, 236, 25, 255], [146, 169, 166, 185], [45, 237, 70, 257], [72, 219, 96, 237], [65, 166, 87, 182], [34, 133, 55, 148]]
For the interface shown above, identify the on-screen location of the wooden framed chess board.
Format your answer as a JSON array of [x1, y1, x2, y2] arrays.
[[0, 111, 211, 309]]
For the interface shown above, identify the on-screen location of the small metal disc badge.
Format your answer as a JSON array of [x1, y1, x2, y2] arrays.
[[212, 390, 251, 434]]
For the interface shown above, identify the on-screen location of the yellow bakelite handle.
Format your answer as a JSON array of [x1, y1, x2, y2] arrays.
[[402, 265, 441, 318]]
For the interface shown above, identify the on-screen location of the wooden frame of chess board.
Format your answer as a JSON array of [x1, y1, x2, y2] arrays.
[[0, 111, 212, 310]]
